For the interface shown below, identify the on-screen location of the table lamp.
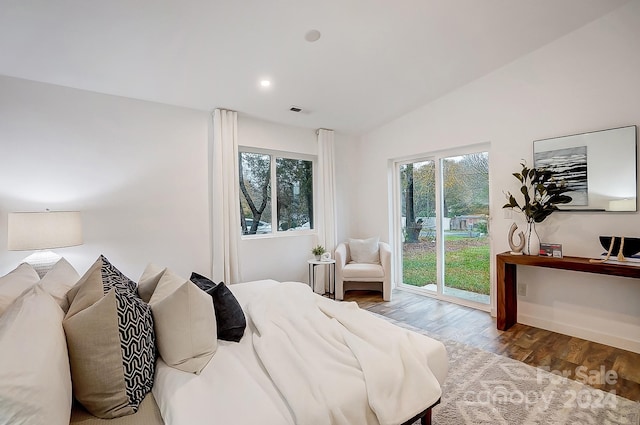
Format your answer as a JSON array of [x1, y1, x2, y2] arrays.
[[8, 211, 82, 277]]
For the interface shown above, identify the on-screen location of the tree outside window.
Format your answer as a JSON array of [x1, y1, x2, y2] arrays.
[[239, 151, 313, 235]]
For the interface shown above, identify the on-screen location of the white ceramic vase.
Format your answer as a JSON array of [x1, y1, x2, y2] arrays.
[[525, 221, 540, 256]]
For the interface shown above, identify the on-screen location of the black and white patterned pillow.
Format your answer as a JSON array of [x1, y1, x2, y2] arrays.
[[63, 256, 156, 418], [99, 256, 155, 409]]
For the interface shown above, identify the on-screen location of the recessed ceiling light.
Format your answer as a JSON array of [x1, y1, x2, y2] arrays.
[[305, 29, 321, 42], [260, 80, 271, 88]]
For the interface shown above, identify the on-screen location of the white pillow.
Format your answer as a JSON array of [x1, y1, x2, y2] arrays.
[[39, 258, 80, 312], [149, 269, 217, 374], [0, 285, 72, 425], [0, 263, 40, 316], [349, 237, 380, 263], [137, 263, 166, 303]]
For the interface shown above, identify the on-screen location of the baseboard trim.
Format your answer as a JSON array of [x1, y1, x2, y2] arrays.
[[396, 286, 490, 313], [519, 314, 640, 354]]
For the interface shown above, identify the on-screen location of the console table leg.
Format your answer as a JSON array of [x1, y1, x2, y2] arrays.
[[497, 259, 517, 330]]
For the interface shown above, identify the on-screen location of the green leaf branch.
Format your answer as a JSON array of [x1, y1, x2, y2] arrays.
[[502, 161, 573, 223]]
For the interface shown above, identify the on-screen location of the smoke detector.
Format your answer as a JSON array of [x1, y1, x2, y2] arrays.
[[305, 30, 321, 42]]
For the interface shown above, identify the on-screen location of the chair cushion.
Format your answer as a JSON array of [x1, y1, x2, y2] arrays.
[[343, 262, 385, 279], [348, 237, 380, 263]]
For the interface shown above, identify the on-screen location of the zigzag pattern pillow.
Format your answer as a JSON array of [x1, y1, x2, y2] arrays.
[[100, 256, 155, 409], [64, 256, 155, 419]]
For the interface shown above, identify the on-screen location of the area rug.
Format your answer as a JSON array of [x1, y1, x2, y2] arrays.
[[375, 315, 640, 425]]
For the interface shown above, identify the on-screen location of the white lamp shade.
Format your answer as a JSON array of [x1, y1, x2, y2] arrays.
[[8, 211, 83, 251]]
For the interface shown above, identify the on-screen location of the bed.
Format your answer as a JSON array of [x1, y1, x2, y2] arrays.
[[0, 259, 447, 425], [153, 279, 448, 425]]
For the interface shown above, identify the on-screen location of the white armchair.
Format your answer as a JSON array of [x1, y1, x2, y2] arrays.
[[335, 239, 392, 301]]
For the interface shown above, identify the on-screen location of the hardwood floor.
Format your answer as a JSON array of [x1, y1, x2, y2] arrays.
[[343, 288, 640, 402]]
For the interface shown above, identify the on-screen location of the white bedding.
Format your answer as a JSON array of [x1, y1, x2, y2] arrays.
[[153, 280, 447, 425]]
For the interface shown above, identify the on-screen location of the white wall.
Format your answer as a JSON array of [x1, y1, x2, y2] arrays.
[[0, 76, 210, 280], [348, 3, 640, 352], [235, 116, 316, 283], [0, 75, 357, 288], [334, 131, 360, 243]]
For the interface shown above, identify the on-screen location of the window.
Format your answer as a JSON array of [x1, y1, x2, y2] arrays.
[[239, 149, 314, 235]]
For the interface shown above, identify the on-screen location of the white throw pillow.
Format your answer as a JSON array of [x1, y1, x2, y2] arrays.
[[0, 263, 40, 316], [0, 285, 72, 425], [149, 269, 217, 374], [349, 237, 380, 263], [137, 263, 166, 303], [39, 258, 81, 312]]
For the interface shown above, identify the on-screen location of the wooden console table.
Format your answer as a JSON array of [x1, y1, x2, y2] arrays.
[[496, 252, 640, 330]]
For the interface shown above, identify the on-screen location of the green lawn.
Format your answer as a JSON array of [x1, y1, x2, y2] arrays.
[[402, 236, 490, 295]]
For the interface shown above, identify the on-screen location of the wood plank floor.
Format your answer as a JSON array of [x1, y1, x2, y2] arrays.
[[343, 288, 640, 402]]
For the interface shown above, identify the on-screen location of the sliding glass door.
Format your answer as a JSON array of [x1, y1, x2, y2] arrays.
[[396, 149, 490, 308], [399, 160, 438, 293]]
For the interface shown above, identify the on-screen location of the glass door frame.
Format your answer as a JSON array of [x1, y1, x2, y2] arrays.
[[390, 143, 492, 312]]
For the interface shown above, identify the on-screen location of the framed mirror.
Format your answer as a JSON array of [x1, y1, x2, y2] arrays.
[[533, 125, 637, 212]]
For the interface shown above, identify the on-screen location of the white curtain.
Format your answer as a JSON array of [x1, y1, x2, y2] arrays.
[[315, 129, 338, 293], [210, 109, 242, 284]]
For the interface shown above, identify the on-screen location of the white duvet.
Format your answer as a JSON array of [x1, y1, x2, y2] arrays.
[[153, 280, 447, 425]]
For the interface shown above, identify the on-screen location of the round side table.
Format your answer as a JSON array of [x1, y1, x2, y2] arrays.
[[307, 259, 336, 298]]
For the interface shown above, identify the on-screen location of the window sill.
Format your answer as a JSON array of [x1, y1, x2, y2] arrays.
[[241, 229, 316, 240]]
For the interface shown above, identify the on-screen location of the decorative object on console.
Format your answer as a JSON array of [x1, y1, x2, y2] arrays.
[[503, 162, 572, 255], [540, 243, 563, 258], [7, 210, 82, 277], [590, 236, 640, 264], [507, 223, 525, 255], [321, 251, 331, 261], [599, 236, 640, 258]]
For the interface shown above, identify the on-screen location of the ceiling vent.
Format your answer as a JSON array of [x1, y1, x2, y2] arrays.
[[289, 106, 302, 113]]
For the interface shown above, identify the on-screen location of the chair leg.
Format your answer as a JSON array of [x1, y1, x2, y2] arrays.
[[335, 281, 344, 300], [383, 284, 391, 301]]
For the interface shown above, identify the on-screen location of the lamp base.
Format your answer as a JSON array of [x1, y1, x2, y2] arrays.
[[23, 251, 62, 278]]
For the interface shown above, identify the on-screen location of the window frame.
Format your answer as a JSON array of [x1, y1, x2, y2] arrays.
[[390, 143, 492, 312], [239, 146, 317, 239]]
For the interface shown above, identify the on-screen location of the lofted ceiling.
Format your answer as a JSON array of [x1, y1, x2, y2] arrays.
[[0, 0, 629, 135]]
